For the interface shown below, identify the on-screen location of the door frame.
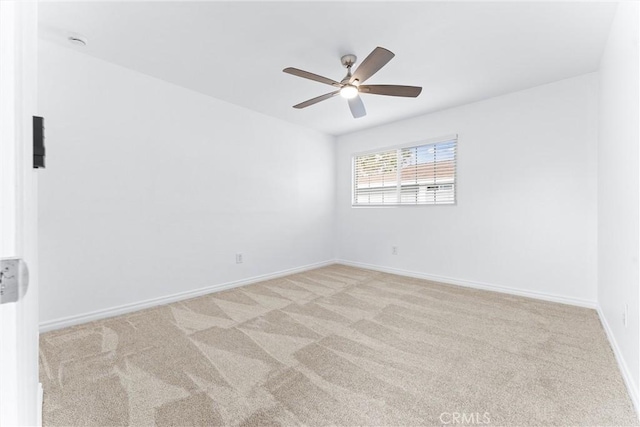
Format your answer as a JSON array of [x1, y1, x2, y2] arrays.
[[0, 1, 40, 425]]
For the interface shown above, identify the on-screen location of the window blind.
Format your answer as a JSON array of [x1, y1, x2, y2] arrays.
[[353, 137, 457, 206]]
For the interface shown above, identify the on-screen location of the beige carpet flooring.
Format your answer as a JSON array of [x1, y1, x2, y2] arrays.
[[40, 265, 637, 426]]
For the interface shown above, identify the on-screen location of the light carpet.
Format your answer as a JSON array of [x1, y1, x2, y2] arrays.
[[40, 265, 637, 426]]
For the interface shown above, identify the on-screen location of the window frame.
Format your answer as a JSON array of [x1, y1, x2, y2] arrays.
[[351, 134, 458, 208]]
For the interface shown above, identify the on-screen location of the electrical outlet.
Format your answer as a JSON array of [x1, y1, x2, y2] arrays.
[[623, 304, 629, 327], [392, 246, 398, 255], [236, 253, 243, 264]]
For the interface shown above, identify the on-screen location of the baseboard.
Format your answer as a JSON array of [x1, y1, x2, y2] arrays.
[[39, 260, 335, 333], [336, 259, 597, 309], [41, 258, 598, 330], [597, 306, 640, 416]]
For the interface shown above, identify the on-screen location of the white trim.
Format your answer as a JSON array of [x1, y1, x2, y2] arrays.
[[40, 257, 598, 329], [336, 259, 597, 309], [352, 133, 458, 157], [39, 260, 334, 333], [597, 306, 640, 417]]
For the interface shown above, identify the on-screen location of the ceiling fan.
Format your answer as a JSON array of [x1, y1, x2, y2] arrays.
[[283, 47, 422, 119]]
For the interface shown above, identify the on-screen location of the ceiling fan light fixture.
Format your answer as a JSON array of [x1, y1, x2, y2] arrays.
[[340, 85, 359, 99]]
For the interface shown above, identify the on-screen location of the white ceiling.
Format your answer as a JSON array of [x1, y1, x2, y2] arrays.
[[39, 1, 617, 136]]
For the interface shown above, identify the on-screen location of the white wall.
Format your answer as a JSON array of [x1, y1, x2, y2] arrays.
[[597, 1, 640, 406], [38, 41, 335, 325], [336, 73, 599, 307]]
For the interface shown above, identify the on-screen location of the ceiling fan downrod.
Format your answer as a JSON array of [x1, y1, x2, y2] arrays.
[[340, 54, 357, 83]]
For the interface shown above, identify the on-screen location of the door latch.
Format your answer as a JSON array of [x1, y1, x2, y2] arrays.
[[0, 258, 29, 304]]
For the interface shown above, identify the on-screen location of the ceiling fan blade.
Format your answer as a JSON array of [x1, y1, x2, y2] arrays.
[[359, 85, 422, 98], [348, 95, 366, 118], [350, 47, 395, 84], [283, 67, 341, 87], [293, 91, 340, 109]]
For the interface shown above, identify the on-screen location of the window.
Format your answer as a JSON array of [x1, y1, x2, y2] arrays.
[[352, 136, 457, 206]]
